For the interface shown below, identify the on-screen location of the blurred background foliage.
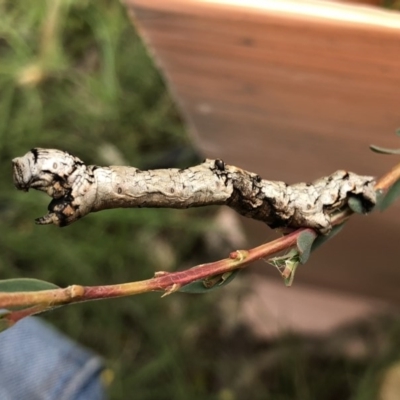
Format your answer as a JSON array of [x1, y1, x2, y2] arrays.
[[2, 1, 400, 399]]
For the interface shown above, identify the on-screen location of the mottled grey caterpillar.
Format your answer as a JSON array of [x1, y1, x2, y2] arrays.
[[12, 148, 376, 233]]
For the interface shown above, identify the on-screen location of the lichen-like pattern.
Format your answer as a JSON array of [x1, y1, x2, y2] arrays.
[[12, 148, 376, 232]]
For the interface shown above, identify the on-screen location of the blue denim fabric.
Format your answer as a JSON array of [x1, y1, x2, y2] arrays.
[[0, 318, 106, 400]]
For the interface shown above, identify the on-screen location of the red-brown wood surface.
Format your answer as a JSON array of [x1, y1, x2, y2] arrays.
[[124, 0, 400, 304]]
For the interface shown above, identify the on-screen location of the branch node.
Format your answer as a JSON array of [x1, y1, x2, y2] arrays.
[[161, 283, 181, 297], [68, 285, 85, 299], [154, 271, 169, 278], [229, 250, 249, 261]]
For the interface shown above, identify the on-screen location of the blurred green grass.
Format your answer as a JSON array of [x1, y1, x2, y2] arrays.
[[0, 1, 220, 398], [2, 1, 400, 399]]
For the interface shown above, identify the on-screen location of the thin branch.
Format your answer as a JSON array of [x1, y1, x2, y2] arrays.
[[0, 229, 301, 311], [374, 161, 400, 192]]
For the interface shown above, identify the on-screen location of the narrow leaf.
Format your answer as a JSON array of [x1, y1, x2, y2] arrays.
[[348, 196, 366, 214], [179, 270, 240, 293], [378, 179, 400, 211], [311, 223, 346, 252], [369, 145, 400, 155], [0, 278, 59, 293], [282, 259, 300, 287], [267, 249, 298, 269], [375, 189, 385, 209], [268, 250, 301, 286], [296, 230, 317, 264]]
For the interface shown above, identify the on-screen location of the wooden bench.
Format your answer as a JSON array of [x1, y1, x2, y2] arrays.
[[124, 0, 400, 333]]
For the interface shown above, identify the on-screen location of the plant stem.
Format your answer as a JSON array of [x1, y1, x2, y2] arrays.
[[374, 162, 400, 192]]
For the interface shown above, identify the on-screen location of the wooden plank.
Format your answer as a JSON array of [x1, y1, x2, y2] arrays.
[[124, 0, 400, 303]]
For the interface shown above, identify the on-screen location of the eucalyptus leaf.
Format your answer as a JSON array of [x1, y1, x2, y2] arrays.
[[179, 270, 240, 293], [283, 259, 300, 287], [348, 196, 366, 214], [268, 249, 299, 268], [0, 278, 59, 293], [375, 189, 385, 209], [296, 230, 317, 264], [370, 128, 400, 154], [268, 250, 301, 286], [378, 179, 400, 211], [311, 223, 346, 253], [369, 145, 400, 155]]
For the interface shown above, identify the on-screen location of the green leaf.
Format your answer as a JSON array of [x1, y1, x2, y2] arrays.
[[378, 179, 400, 211], [369, 145, 400, 155], [268, 249, 298, 267], [375, 189, 385, 209], [267, 225, 345, 286], [0, 278, 59, 293], [179, 270, 240, 293], [311, 223, 346, 252], [296, 230, 317, 264], [370, 128, 400, 155], [282, 258, 300, 287], [348, 196, 367, 214], [268, 249, 300, 286]]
